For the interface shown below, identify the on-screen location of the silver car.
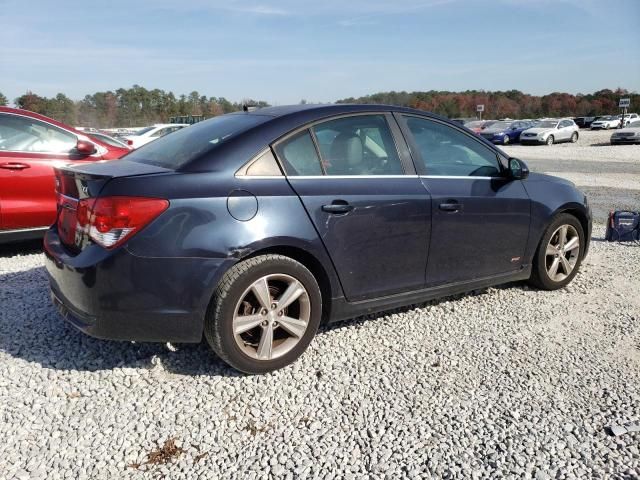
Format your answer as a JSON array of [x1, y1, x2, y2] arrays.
[[520, 118, 580, 145], [610, 120, 640, 145]]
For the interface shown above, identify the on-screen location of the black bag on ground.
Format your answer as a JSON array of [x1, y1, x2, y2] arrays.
[[605, 211, 640, 241]]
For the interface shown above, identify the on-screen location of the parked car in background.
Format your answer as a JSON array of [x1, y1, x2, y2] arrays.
[[590, 115, 621, 130], [610, 120, 640, 145], [619, 113, 639, 127], [45, 104, 591, 374], [479, 120, 535, 145], [520, 118, 579, 145], [0, 107, 129, 243], [121, 123, 188, 148], [464, 120, 498, 133], [88, 132, 132, 150], [573, 116, 599, 128], [463, 120, 486, 133]]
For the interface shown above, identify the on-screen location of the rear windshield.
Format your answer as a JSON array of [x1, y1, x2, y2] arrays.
[[126, 114, 269, 169]]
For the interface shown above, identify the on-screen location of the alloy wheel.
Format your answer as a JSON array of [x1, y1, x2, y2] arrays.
[[545, 224, 580, 282], [232, 273, 310, 361]]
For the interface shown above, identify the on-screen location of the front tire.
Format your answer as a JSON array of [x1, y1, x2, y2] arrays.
[[570, 132, 578, 143], [205, 255, 322, 374], [546, 135, 555, 146], [529, 214, 584, 290], [502, 135, 510, 145]]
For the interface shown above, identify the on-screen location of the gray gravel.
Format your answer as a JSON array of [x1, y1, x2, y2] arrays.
[[1, 132, 639, 478], [1, 229, 639, 479]]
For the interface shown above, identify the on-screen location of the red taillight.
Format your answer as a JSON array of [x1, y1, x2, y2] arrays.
[[127, 139, 133, 146], [77, 196, 169, 249]]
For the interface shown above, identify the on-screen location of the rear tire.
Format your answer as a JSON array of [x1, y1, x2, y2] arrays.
[[546, 135, 555, 146], [204, 255, 322, 374], [529, 213, 584, 290]]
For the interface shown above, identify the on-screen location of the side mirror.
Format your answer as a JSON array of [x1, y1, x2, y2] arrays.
[[76, 139, 97, 156], [508, 157, 529, 180]]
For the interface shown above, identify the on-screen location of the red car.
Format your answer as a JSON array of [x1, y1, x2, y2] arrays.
[[0, 107, 129, 243]]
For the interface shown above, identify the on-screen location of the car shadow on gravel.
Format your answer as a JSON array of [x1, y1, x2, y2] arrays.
[[0, 239, 43, 257], [0, 265, 242, 378]]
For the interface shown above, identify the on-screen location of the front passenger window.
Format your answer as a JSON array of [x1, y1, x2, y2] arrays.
[[403, 116, 502, 177]]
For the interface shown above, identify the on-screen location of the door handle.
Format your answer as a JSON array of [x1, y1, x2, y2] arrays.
[[0, 162, 30, 171], [322, 201, 354, 214], [439, 202, 462, 212]]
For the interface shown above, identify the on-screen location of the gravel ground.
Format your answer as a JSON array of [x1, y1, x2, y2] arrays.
[[1, 232, 639, 479], [1, 131, 639, 479]]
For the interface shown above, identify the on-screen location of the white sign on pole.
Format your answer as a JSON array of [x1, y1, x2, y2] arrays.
[[476, 104, 485, 112], [619, 98, 630, 108]]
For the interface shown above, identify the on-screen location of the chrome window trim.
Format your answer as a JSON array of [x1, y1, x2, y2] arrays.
[[284, 175, 419, 180], [419, 175, 498, 180]]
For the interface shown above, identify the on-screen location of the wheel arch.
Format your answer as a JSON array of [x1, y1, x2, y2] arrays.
[[536, 203, 590, 259], [243, 245, 335, 324]]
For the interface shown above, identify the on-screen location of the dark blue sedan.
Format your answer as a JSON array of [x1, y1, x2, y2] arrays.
[[45, 104, 591, 373], [479, 120, 535, 145]]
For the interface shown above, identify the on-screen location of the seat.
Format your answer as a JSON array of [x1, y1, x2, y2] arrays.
[[328, 132, 364, 175]]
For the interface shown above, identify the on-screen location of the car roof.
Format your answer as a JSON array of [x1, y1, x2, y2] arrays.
[[184, 104, 481, 173], [233, 103, 448, 121]]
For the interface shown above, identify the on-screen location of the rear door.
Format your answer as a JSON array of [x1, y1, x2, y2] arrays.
[[397, 114, 531, 287], [0, 112, 91, 230], [274, 113, 432, 302]]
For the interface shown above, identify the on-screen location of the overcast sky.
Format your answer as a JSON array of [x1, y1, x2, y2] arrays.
[[2, 0, 639, 104]]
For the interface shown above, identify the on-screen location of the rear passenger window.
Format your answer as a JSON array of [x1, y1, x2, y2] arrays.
[[312, 115, 403, 176], [274, 130, 323, 176], [403, 116, 502, 177]]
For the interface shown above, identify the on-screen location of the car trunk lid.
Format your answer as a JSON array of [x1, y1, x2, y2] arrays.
[[55, 160, 171, 250]]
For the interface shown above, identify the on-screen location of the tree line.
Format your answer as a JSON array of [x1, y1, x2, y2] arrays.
[[0, 86, 269, 128], [0, 86, 637, 127], [337, 88, 638, 120]]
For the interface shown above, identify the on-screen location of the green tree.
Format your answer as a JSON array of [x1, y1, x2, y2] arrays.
[[0, 92, 7, 106]]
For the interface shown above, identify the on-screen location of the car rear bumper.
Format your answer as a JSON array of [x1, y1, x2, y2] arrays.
[[44, 227, 231, 343]]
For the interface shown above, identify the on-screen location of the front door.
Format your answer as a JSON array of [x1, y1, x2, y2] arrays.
[[273, 114, 431, 301], [0, 112, 84, 230], [397, 114, 531, 287]]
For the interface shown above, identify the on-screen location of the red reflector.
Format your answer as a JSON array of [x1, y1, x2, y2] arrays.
[[127, 139, 133, 145]]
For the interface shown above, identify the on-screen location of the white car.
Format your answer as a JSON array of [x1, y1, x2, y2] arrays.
[[122, 123, 188, 149], [610, 120, 640, 145], [619, 113, 639, 127], [590, 116, 621, 130], [520, 118, 579, 145]]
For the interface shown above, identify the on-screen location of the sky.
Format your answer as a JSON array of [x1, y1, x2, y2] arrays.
[[1, 0, 639, 105]]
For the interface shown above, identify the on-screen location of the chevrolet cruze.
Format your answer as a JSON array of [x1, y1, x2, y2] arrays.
[[45, 104, 591, 374]]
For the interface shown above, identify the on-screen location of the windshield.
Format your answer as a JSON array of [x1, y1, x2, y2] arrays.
[[599, 116, 615, 121], [464, 121, 483, 128], [535, 121, 558, 128], [131, 126, 156, 136], [126, 114, 269, 169]]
